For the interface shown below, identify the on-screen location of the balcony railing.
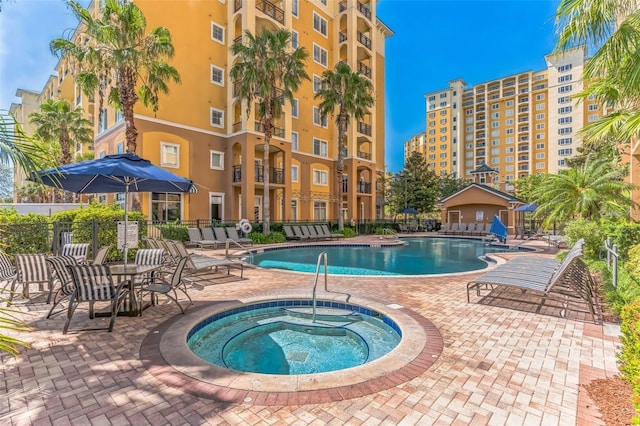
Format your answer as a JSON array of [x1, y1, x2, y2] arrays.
[[339, 29, 347, 43], [357, 122, 372, 136], [358, 61, 371, 79], [232, 165, 285, 184], [357, 151, 372, 160], [341, 180, 372, 194], [357, 31, 371, 49], [256, 0, 284, 24], [339, 0, 347, 12], [358, 1, 371, 20], [234, 0, 242, 12], [255, 121, 285, 138]]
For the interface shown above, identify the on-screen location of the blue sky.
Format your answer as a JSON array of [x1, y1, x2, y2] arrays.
[[0, 0, 560, 173]]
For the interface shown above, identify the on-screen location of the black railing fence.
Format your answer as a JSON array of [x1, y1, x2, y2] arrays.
[[0, 218, 432, 257]]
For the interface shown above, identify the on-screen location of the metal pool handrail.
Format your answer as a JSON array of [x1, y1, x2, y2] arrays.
[[312, 251, 328, 323]]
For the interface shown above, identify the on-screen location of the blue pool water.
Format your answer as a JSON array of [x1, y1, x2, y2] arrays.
[[187, 301, 401, 375], [247, 237, 519, 275]]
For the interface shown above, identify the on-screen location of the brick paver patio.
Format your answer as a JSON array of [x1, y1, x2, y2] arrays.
[[0, 236, 620, 425]]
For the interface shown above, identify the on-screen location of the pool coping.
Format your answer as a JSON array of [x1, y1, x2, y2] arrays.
[[140, 293, 444, 405]]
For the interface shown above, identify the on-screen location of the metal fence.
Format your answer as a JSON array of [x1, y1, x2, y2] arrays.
[[0, 218, 439, 260]]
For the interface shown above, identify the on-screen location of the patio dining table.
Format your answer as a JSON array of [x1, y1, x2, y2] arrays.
[[108, 264, 163, 316]]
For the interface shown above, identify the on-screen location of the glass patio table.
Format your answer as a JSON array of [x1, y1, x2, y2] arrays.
[[108, 264, 163, 316]]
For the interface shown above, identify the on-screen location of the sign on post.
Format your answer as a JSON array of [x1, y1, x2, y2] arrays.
[[117, 221, 138, 250]]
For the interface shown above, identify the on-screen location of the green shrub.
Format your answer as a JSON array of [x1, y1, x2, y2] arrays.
[[564, 219, 606, 260], [339, 228, 356, 238], [618, 300, 640, 423], [248, 231, 285, 244], [0, 208, 49, 254], [157, 222, 188, 241], [600, 221, 640, 261]]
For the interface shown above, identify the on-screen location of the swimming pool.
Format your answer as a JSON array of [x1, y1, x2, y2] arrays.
[[247, 237, 522, 275], [187, 300, 401, 375]]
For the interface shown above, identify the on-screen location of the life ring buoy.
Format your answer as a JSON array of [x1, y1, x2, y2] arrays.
[[239, 219, 252, 234]]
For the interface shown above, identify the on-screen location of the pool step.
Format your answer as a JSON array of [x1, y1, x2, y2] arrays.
[[283, 307, 363, 323]]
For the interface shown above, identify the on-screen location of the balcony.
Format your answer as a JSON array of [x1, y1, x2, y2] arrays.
[[518, 146, 529, 152], [232, 165, 285, 184], [343, 180, 372, 193], [519, 155, 529, 161], [357, 121, 372, 136], [358, 1, 371, 20], [234, 0, 241, 12], [358, 61, 371, 79], [357, 31, 371, 49], [256, 0, 284, 25], [339, 29, 347, 43], [255, 121, 285, 138], [339, 0, 347, 12], [357, 151, 372, 160]]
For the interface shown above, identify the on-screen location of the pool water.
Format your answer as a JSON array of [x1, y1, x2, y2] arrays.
[[248, 237, 517, 275], [188, 304, 401, 375]]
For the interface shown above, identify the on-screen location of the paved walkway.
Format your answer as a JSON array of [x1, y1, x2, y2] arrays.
[[1, 235, 620, 425]]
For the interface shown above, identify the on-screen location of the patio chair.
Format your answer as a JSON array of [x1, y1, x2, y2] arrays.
[[10, 254, 50, 302], [162, 240, 182, 265], [445, 223, 460, 235], [292, 225, 311, 240], [306, 225, 323, 240], [61, 243, 90, 264], [173, 240, 244, 278], [226, 227, 253, 246], [321, 224, 343, 240], [283, 225, 300, 241], [64, 264, 128, 334], [212, 227, 230, 244], [456, 223, 469, 235], [467, 239, 594, 316], [0, 251, 17, 296], [187, 228, 218, 249], [201, 227, 225, 248], [138, 256, 192, 314], [91, 246, 111, 265], [45, 255, 78, 317], [463, 223, 477, 236], [437, 223, 451, 234]]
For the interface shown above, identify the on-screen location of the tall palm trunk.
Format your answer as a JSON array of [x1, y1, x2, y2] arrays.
[[262, 108, 273, 235], [337, 110, 347, 230], [120, 67, 139, 154]]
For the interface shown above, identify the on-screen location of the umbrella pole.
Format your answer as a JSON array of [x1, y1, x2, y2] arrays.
[[123, 184, 129, 266]]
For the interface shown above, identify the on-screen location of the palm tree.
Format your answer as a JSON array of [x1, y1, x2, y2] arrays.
[[230, 29, 309, 234], [0, 113, 46, 181], [50, 0, 180, 154], [315, 62, 374, 230], [29, 99, 93, 166], [531, 156, 635, 225]]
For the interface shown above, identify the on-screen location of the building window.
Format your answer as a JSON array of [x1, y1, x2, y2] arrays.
[[558, 137, 572, 145], [292, 0, 298, 17], [292, 165, 299, 182], [558, 85, 572, 93], [211, 65, 224, 86], [313, 138, 328, 157], [535, 113, 545, 120], [536, 143, 545, 149], [313, 75, 324, 93], [559, 148, 573, 156], [211, 22, 224, 44], [291, 30, 299, 49], [558, 106, 572, 114], [506, 100, 514, 106], [588, 104, 599, 111], [536, 103, 545, 111], [161, 142, 179, 168], [558, 117, 573, 124], [116, 141, 124, 154], [536, 162, 545, 169], [536, 152, 545, 159], [558, 96, 571, 104], [588, 114, 599, 122], [313, 44, 328, 67], [313, 106, 328, 127], [99, 108, 108, 133], [536, 94, 545, 100], [151, 192, 182, 221], [115, 109, 123, 122], [313, 201, 327, 221], [558, 74, 572, 83], [313, 169, 328, 185], [210, 150, 224, 170], [313, 12, 328, 36], [210, 107, 224, 128], [558, 64, 572, 72], [536, 123, 545, 130], [291, 131, 299, 151], [292, 98, 299, 118], [99, 150, 106, 158]]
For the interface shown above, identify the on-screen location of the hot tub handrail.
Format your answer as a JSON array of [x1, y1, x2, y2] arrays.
[[312, 251, 328, 322]]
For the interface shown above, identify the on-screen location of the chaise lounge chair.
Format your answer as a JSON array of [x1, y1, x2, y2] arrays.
[[187, 228, 218, 249], [225, 227, 253, 246]]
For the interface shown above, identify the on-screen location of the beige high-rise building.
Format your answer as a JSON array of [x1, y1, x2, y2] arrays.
[[416, 46, 603, 189], [10, 0, 392, 223]]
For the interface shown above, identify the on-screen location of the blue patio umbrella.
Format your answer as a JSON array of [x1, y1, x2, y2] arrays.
[[32, 153, 195, 263], [489, 215, 508, 243], [399, 207, 419, 215], [514, 203, 538, 212]]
